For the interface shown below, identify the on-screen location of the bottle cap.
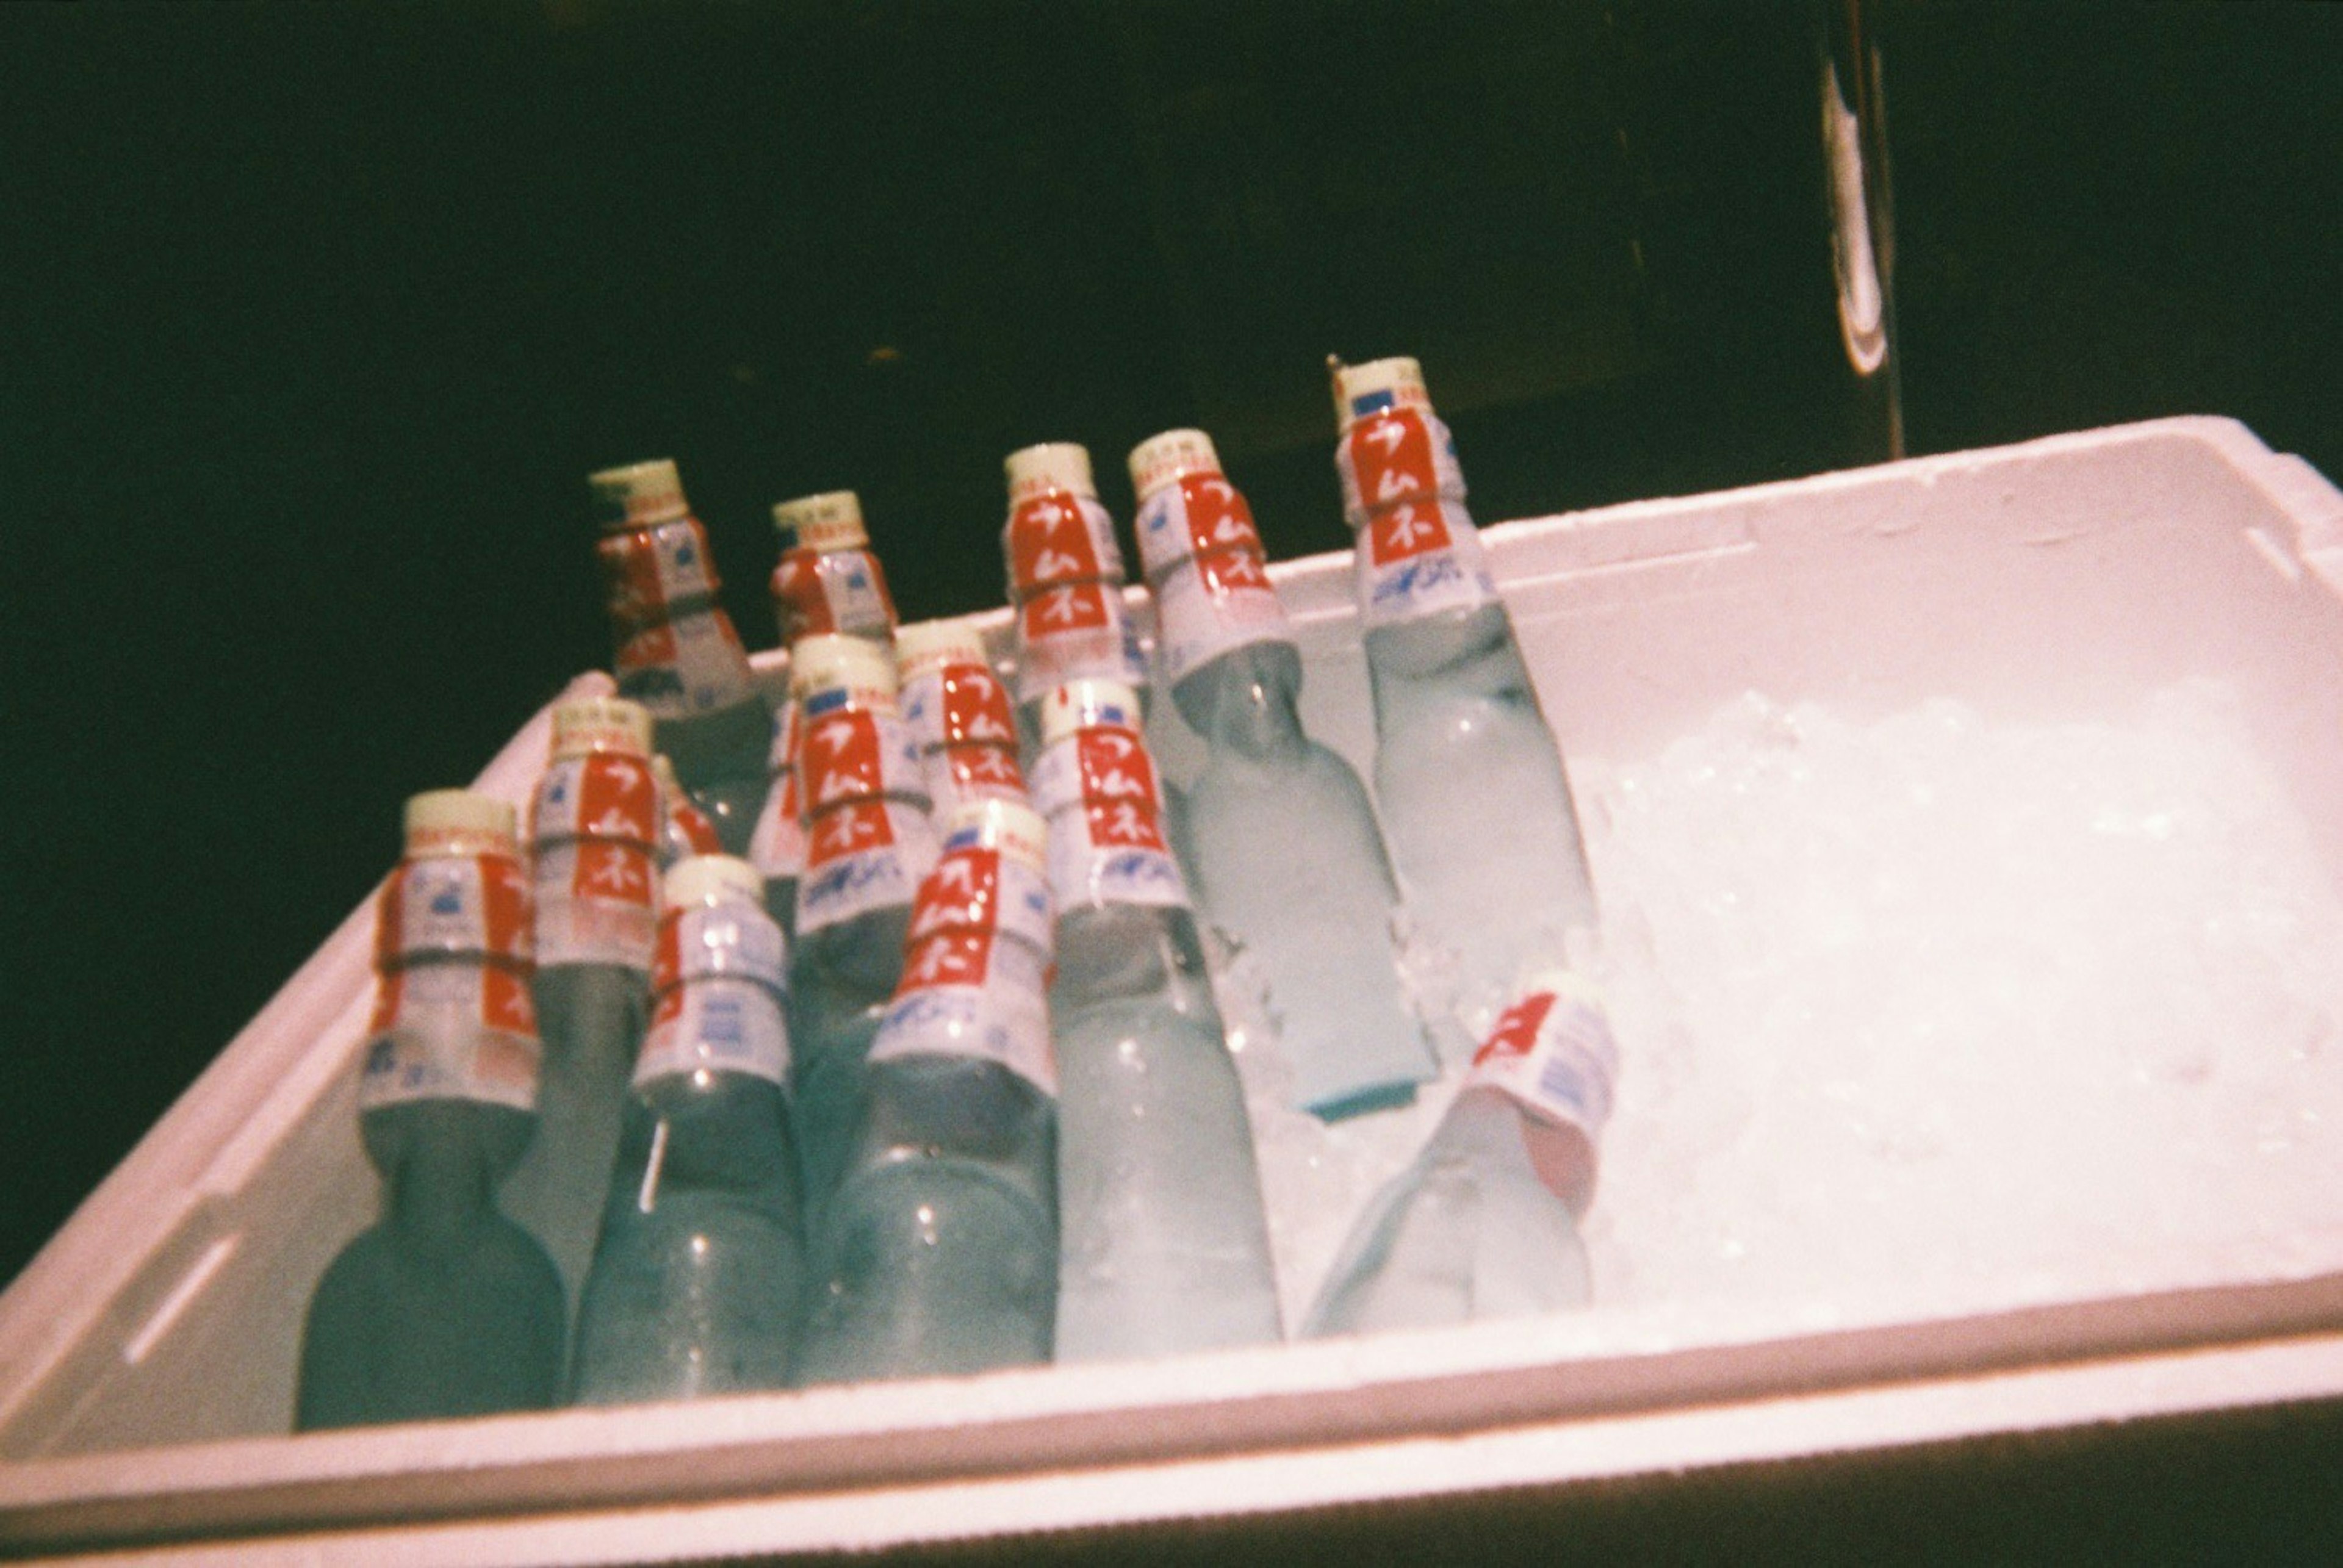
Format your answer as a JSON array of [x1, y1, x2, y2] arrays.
[[894, 617, 991, 684], [403, 789, 517, 858], [663, 854, 765, 910], [1039, 678, 1142, 747], [1329, 356, 1429, 430], [1005, 442, 1096, 505], [771, 490, 869, 553], [550, 696, 653, 760], [1127, 429, 1222, 503], [789, 630, 898, 701], [588, 458, 691, 531], [944, 796, 1049, 874]]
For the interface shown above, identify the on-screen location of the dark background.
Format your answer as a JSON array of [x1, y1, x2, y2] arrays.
[[4, 0, 2341, 1555]]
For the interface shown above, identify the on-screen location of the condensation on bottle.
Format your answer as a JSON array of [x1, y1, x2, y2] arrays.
[[588, 458, 774, 856], [295, 789, 564, 1430], [1330, 357, 1599, 1041], [793, 797, 1059, 1384], [569, 855, 805, 1404], [1035, 679, 1283, 1361], [1129, 428, 1437, 1121], [1305, 972, 1616, 1337]]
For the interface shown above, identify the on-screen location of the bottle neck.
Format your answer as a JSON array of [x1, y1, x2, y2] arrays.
[[381, 1115, 500, 1242], [1179, 644, 1309, 766]]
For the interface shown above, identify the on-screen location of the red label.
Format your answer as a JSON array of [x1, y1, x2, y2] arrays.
[[671, 794, 722, 855], [769, 548, 835, 643], [483, 968, 538, 1034], [578, 754, 658, 843], [1345, 407, 1441, 512], [369, 971, 403, 1034], [807, 800, 898, 867], [1366, 498, 1454, 566], [596, 530, 671, 625], [938, 666, 1018, 747], [569, 840, 657, 905], [1194, 547, 1273, 594], [941, 744, 1024, 794], [1179, 474, 1264, 558], [899, 929, 996, 993], [651, 913, 683, 996], [1472, 990, 1560, 1069], [1074, 728, 1162, 814], [909, 847, 1000, 941], [613, 622, 677, 675], [800, 710, 887, 810], [1020, 581, 1111, 638], [1084, 796, 1168, 853], [1007, 491, 1106, 591], [481, 855, 532, 953]]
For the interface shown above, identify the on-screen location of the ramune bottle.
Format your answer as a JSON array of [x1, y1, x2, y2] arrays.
[[1036, 680, 1281, 1360], [589, 458, 774, 855], [769, 490, 899, 647], [570, 855, 805, 1403], [503, 697, 662, 1307], [296, 791, 564, 1430], [788, 633, 940, 1215], [1331, 357, 1599, 1038], [896, 618, 1028, 821], [1129, 428, 1437, 1120], [1305, 973, 1616, 1336], [999, 443, 1150, 746], [743, 699, 806, 939], [793, 797, 1059, 1384]]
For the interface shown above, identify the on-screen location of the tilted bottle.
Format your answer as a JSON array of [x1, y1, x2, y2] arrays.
[[769, 489, 899, 648], [999, 443, 1150, 746], [788, 633, 940, 1215], [1331, 357, 1599, 1038], [793, 798, 1059, 1384], [570, 855, 805, 1403], [503, 697, 662, 1307], [896, 618, 1029, 822], [1129, 428, 1436, 1120], [296, 791, 564, 1429], [1305, 973, 1616, 1336], [1036, 680, 1282, 1360], [589, 458, 775, 855]]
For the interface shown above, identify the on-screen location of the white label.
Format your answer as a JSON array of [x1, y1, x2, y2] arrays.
[[869, 937, 1057, 1096], [1464, 978, 1619, 1138], [655, 899, 790, 991], [794, 801, 940, 935], [1011, 584, 1148, 705], [1149, 552, 1294, 687], [615, 606, 761, 720], [747, 769, 807, 881], [378, 854, 533, 966], [634, 975, 790, 1087], [1350, 498, 1501, 631], [359, 965, 541, 1112]]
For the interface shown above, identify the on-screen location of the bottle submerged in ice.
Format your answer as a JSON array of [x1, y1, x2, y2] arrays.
[[1305, 973, 1617, 1337], [588, 458, 774, 855], [504, 697, 662, 1308], [793, 797, 1059, 1384], [1129, 428, 1437, 1120], [1035, 679, 1282, 1361], [1330, 357, 1599, 1039], [569, 855, 805, 1403], [787, 633, 939, 1217], [295, 791, 564, 1430]]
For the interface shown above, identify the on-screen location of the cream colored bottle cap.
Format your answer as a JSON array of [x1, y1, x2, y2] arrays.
[[944, 797, 1049, 874], [789, 631, 899, 701], [772, 490, 869, 552], [550, 696, 653, 759], [1128, 429, 1222, 503], [1328, 356, 1429, 430], [1004, 442, 1096, 505], [663, 854, 765, 909], [403, 789, 518, 857], [894, 618, 991, 684], [588, 458, 691, 531], [1039, 678, 1143, 747]]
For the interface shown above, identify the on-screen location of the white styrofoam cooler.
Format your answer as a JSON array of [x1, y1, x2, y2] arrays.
[[7, 416, 2343, 1564]]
